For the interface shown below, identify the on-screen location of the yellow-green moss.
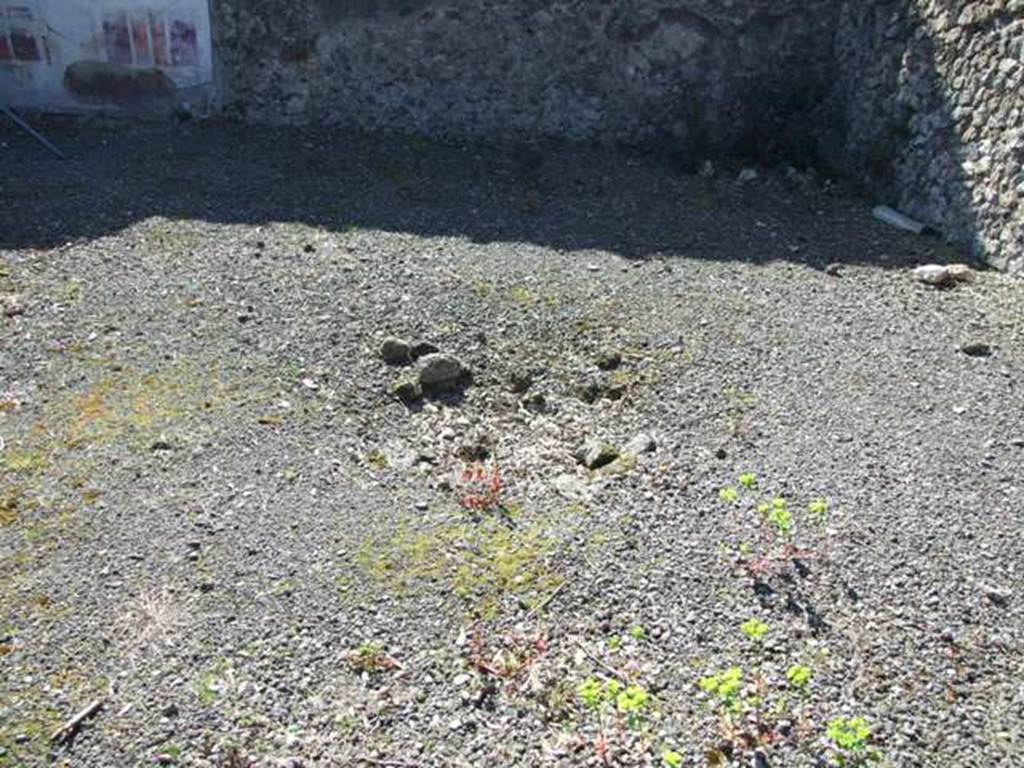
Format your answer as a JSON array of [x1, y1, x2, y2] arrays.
[[722, 384, 757, 435], [472, 281, 494, 297], [367, 449, 388, 470], [13, 361, 271, 469], [508, 285, 536, 307], [0, 489, 18, 527], [0, 710, 59, 766], [136, 218, 202, 255], [1, 450, 49, 475], [61, 367, 225, 449], [53, 281, 83, 305], [0, 362, 275, 579], [355, 515, 565, 618]]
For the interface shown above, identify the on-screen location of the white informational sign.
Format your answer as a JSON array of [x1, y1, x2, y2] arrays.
[[0, 0, 213, 112]]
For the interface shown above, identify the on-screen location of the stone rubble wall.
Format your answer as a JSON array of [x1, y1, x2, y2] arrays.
[[210, 1, 840, 155], [832, 0, 1024, 273], [208, 0, 1023, 272]]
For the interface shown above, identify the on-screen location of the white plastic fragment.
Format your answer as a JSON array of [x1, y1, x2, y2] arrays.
[[913, 263, 976, 286], [873, 205, 926, 234], [913, 264, 952, 286]]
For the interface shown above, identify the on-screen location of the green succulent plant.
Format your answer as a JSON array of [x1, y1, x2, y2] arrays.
[[808, 498, 829, 521], [827, 717, 881, 765], [786, 664, 812, 690], [698, 667, 743, 710], [578, 677, 605, 710], [740, 618, 769, 642]]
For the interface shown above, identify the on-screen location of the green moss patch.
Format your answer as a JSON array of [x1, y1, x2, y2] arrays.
[[355, 515, 566, 619]]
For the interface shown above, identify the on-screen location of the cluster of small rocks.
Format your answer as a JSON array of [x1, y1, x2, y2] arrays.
[[381, 336, 471, 403]]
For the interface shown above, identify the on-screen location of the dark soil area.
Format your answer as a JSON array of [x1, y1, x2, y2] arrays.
[[1, 120, 1022, 768]]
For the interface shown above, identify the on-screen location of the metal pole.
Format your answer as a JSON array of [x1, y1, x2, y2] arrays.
[[1, 106, 66, 159]]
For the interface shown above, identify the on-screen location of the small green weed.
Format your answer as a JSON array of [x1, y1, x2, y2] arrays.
[[808, 498, 829, 522], [578, 677, 606, 710], [194, 660, 231, 705], [698, 665, 785, 760], [348, 642, 399, 674], [786, 664, 812, 691], [615, 684, 650, 729], [740, 618, 769, 643], [162, 744, 183, 762], [739, 473, 758, 490], [578, 677, 653, 762], [698, 667, 744, 711], [508, 286, 536, 307], [758, 498, 793, 540], [827, 717, 881, 765], [579, 677, 650, 728], [769, 507, 793, 539], [718, 487, 739, 504]]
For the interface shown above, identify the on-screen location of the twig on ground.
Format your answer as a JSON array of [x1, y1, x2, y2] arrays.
[[358, 758, 437, 768], [526, 580, 567, 619], [574, 640, 630, 683], [50, 698, 104, 743]]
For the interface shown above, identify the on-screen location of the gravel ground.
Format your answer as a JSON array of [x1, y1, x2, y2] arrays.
[[1, 120, 1023, 768]]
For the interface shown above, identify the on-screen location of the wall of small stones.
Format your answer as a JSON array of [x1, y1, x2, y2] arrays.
[[831, 0, 1023, 273], [208, 1, 1024, 272], [210, 1, 840, 157]]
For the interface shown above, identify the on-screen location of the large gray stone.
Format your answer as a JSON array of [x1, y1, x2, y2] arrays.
[[418, 353, 469, 393], [381, 337, 412, 365], [575, 439, 620, 470]]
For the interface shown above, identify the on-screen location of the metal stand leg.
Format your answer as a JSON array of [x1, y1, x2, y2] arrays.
[[2, 106, 66, 159]]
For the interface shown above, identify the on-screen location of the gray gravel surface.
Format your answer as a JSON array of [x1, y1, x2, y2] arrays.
[[1, 120, 1022, 768]]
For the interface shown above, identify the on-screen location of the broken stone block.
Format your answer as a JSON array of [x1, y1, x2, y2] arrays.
[[575, 439, 620, 470], [393, 378, 423, 404], [418, 353, 470, 394]]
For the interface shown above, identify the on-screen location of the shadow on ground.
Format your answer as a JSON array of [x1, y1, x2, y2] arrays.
[[0, 116, 956, 270]]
